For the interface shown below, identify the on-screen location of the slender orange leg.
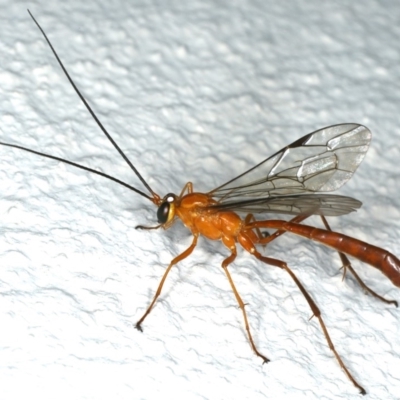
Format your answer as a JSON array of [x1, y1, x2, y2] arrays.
[[136, 233, 199, 331], [319, 216, 397, 306], [179, 181, 193, 197], [251, 249, 366, 395], [220, 238, 269, 364]]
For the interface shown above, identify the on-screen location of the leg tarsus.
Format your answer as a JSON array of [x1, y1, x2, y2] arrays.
[[135, 224, 162, 230]]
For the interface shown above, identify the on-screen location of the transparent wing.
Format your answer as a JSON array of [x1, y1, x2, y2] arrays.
[[208, 123, 371, 199], [207, 194, 362, 216], [206, 123, 371, 216]]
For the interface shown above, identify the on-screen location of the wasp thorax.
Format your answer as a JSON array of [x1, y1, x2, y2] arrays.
[[157, 193, 177, 224]]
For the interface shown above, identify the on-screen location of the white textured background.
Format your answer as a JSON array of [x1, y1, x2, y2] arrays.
[[1, 1, 400, 399]]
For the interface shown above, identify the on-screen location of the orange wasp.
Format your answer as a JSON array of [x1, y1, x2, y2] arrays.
[[2, 11, 399, 395]]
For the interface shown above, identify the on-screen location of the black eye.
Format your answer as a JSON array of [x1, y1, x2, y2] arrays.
[[157, 202, 170, 224]]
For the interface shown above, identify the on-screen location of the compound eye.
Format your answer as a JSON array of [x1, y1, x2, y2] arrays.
[[157, 202, 170, 224], [157, 193, 176, 224]]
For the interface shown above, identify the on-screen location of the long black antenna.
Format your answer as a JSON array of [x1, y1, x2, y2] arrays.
[[27, 9, 159, 201], [0, 140, 153, 200]]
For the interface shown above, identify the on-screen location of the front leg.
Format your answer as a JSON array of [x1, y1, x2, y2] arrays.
[[136, 233, 199, 331], [135, 223, 162, 230]]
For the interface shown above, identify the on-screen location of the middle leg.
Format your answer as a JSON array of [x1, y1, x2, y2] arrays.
[[221, 235, 269, 364]]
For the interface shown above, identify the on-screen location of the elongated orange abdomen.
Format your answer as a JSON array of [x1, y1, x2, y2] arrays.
[[249, 220, 400, 288]]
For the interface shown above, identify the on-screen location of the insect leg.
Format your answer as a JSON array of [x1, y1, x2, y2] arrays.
[[135, 223, 162, 230], [220, 236, 270, 364], [320, 216, 397, 306], [135, 233, 199, 331], [251, 250, 366, 395], [179, 182, 193, 197]]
